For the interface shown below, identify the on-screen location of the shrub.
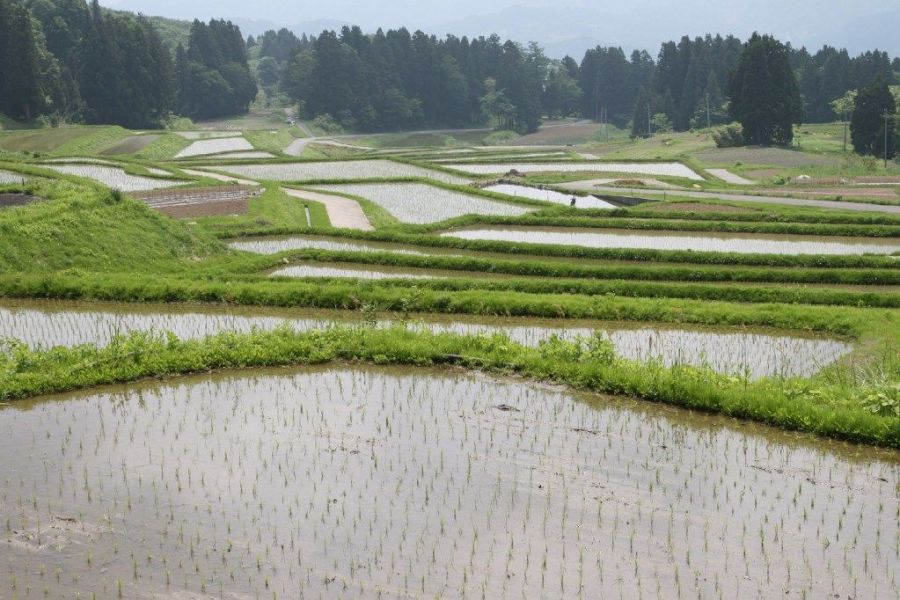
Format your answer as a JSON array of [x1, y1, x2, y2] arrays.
[[713, 124, 744, 147]]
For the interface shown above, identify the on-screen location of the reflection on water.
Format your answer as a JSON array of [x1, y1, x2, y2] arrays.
[[0, 366, 895, 599]]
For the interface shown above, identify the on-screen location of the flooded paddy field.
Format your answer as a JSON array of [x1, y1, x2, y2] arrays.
[[309, 182, 531, 224], [0, 366, 896, 599], [0, 300, 852, 378], [444, 226, 900, 256], [482, 183, 617, 209], [207, 160, 468, 185], [228, 235, 455, 256], [444, 161, 704, 180]]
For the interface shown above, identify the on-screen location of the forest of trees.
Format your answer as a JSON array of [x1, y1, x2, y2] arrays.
[[0, 0, 254, 127], [256, 25, 896, 137], [1, 0, 897, 140]]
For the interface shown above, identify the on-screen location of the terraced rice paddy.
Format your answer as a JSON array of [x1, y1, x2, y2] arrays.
[[211, 159, 469, 184], [213, 151, 276, 159], [445, 226, 900, 256], [311, 183, 531, 223], [0, 169, 28, 184], [484, 183, 616, 209], [175, 131, 243, 140], [271, 263, 443, 280], [0, 367, 894, 599], [229, 235, 448, 256], [0, 301, 853, 378], [445, 161, 704, 180], [175, 136, 254, 158], [42, 164, 182, 191]]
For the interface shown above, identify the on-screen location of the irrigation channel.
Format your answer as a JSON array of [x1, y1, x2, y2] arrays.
[[0, 365, 896, 599], [1, 299, 852, 379]]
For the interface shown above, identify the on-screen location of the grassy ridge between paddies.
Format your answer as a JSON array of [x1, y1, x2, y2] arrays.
[[224, 241, 900, 285], [0, 125, 132, 156], [0, 326, 897, 447]]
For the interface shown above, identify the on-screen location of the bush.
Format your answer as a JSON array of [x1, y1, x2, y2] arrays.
[[713, 124, 744, 147], [311, 114, 344, 135]]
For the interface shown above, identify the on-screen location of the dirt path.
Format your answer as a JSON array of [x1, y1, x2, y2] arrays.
[[706, 168, 756, 185], [585, 185, 900, 214], [282, 188, 373, 230]]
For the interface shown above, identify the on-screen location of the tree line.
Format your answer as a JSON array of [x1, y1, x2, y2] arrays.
[[257, 25, 895, 138], [0, 0, 255, 127]]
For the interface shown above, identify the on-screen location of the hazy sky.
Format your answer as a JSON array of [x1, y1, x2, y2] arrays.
[[101, 0, 899, 57]]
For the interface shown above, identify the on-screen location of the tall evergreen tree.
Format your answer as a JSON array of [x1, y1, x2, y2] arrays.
[[850, 77, 895, 159], [727, 33, 803, 145]]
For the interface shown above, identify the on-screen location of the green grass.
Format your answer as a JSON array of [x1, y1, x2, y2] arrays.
[[0, 178, 222, 272], [244, 129, 298, 154], [0, 126, 131, 155], [135, 133, 191, 160]]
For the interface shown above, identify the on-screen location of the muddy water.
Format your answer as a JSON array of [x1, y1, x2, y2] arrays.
[[443, 226, 900, 256], [0, 366, 896, 599], [0, 300, 851, 378]]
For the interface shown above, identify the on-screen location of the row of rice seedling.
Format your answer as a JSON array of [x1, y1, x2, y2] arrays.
[[0, 169, 29, 184], [174, 136, 254, 158], [443, 161, 704, 180], [42, 164, 181, 191], [0, 300, 852, 378], [229, 235, 448, 256], [443, 226, 900, 256], [0, 366, 893, 597], [310, 182, 531, 224], [483, 183, 616, 209], [211, 159, 469, 184]]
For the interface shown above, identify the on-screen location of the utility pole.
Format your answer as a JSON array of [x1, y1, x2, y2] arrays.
[[883, 111, 892, 168], [647, 103, 652, 138], [842, 109, 848, 153], [705, 93, 711, 130]]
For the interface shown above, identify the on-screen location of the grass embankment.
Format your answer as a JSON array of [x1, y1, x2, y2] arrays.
[[248, 246, 900, 286], [0, 179, 222, 272], [1, 326, 896, 447]]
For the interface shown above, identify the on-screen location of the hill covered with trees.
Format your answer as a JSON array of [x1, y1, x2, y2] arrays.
[[0, 0, 254, 127], [1, 0, 896, 138]]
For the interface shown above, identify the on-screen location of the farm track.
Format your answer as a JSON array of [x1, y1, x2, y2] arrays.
[[282, 188, 373, 230]]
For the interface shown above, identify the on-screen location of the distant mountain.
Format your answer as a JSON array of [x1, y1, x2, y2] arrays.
[[105, 0, 898, 58]]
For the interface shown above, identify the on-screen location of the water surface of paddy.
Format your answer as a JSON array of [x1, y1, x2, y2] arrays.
[[444, 226, 900, 255], [0, 366, 895, 599], [483, 183, 616, 209], [0, 300, 852, 378]]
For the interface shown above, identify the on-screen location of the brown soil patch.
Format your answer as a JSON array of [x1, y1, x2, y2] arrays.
[[645, 202, 754, 214], [131, 185, 259, 218], [694, 147, 839, 167], [743, 169, 781, 180], [856, 176, 900, 184], [101, 135, 160, 155], [763, 187, 900, 200], [515, 122, 605, 146]]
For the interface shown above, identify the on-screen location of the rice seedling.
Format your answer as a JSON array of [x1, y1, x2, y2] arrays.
[[41, 165, 181, 192], [0, 299, 853, 378], [443, 161, 705, 180], [443, 226, 900, 256], [174, 137, 254, 159], [310, 183, 531, 224], [0, 367, 894, 598], [210, 160, 468, 184], [482, 183, 616, 209], [0, 169, 30, 184]]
